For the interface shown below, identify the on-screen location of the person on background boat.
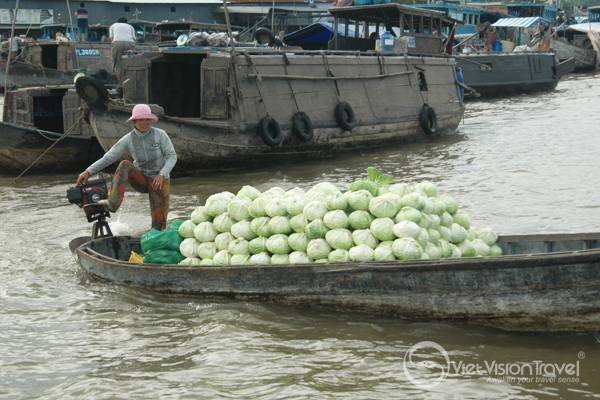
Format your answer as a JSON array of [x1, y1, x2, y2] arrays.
[[75, 2, 89, 42], [76, 104, 177, 231], [109, 16, 136, 80]]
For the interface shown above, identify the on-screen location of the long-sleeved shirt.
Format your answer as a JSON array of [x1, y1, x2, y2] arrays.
[[87, 126, 177, 179]]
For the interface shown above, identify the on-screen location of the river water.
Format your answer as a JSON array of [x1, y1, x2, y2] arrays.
[[1, 73, 600, 399]]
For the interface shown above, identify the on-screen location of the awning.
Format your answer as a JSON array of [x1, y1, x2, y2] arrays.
[[568, 22, 600, 33], [492, 17, 545, 28]]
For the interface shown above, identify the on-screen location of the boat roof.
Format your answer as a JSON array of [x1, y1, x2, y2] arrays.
[[492, 16, 548, 27], [328, 4, 463, 26], [568, 22, 600, 33]]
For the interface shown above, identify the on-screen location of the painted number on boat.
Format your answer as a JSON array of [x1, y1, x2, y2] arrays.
[[76, 48, 101, 56], [405, 37, 416, 48]]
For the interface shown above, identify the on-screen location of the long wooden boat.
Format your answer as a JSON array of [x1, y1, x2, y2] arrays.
[[69, 232, 600, 332], [77, 4, 466, 177], [551, 37, 597, 71]]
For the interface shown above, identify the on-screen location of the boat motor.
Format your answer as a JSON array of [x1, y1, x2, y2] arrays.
[[66, 172, 112, 239]]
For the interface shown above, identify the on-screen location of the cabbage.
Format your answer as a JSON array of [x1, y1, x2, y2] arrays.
[[440, 212, 454, 228], [266, 234, 291, 254], [416, 228, 429, 249], [450, 244, 462, 258], [471, 239, 491, 256], [178, 220, 197, 238], [205, 194, 231, 217], [367, 167, 395, 187], [213, 212, 234, 233], [265, 186, 286, 198], [221, 191, 235, 199], [231, 220, 257, 240], [467, 228, 477, 241], [290, 213, 309, 233], [424, 242, 441, 259], [226, 198, 251, 222], [374, 245, 396, 261], [288, 232, 310, 252], [325, 192, 348, 211], [228, 238, 249, 255], [312, 182, 341, 196], [200, 259, 214, 265], [395, 206, 422, 224], [328, 249, 350, 262], [289, 251, 313, 264], [378, 185, 390, 195], [401, 192, 424, 211], [237, 185, 261, 201], [285, 187, 306, 197], [411, 187, 428, 198], [437, 240, 455, 258], [307, 238, 331, 260], [194, 222, 218, 242], [457, 240, 477, 257], [416, 181, 439, 197], [270, 254, 290, 264], [392, 220, 421, 240], [179, 238, 200, 258], [314, 258, 329, 263], [214, 232, 234, 251], [325, 228, 354, 250], [268, 216, 292, 235], [303, 201, 329, 221], [323, 210, 350, 230], [369, 196, 399, 218], [421, 197, 434, 215], [476, 228, 499, 246], [452, 210, 471, 229], [430, 197, 447, 216], [286, 195, 307, 216], [249, 252, 271, 264], [305, 188, 327, 202], [179, 257, 202, 265], [429, 214, 441, 229], [197, 241, 217, 259], [349, 244, 375, 261], [388, 183, 411, 197], [421, 253, 430, 259], [213, 250, 232, 265], [392, 237, 423, 260], [370, 218, 396, 241], [305, 219, 329, 239], [249, 197, 269, 218], [346, 190, 374, 211], [191, 206, 212, 224], [437, 226, 452, 242], [230, 254, 251, 265], [418, 213, 432, 229], [352, 229, 379, 249], [349, 179, 379, 197], [450, 223, 468, 244], [427, 228, 441, 243], [248, 237, 269, 254], [250, 217, 272, 237], [265, 198, 288, 217], [348, 210, 375, 230], [489, 244, 503, 256], [439, 194, 459, 214]]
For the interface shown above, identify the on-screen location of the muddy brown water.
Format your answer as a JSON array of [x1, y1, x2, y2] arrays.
[[1, 73, 600, 399]]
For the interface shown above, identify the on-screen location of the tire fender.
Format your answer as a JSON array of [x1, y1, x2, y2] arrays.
[[419, 104, 437, 135], [258, 116, 283, 147], [334, 102, 357, 131], [75, 76, 109, 108], [291, 112, 313, 142], [94, 69, 110, 84]]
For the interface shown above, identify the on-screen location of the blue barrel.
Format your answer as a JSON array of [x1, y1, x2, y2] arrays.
[[493, 41, 502, 52], [455, 67, 464, 101], [380, 31, 394, 51]]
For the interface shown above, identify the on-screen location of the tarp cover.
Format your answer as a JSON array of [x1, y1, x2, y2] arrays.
[[568, 22, 600, 33], [492, 17, 544, 28]]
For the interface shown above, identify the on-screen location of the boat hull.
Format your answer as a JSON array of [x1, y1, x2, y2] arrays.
[[0, 121, 105, 174], [551, 37, 597, 71], [70, 233, 600, 332], [0, 61, 77, 90]]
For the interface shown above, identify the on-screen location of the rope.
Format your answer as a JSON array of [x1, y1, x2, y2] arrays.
[[355, 54, 379, 119], [7, 110, 86, 187], [242, 50, 269, 116]]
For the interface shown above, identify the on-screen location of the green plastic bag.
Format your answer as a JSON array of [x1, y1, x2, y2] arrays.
[[170, 219, 184, 231], [141, 228, 184, 252], [143, 248, 185, 265]]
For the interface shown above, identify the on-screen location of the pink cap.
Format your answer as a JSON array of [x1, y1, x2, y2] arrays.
[[127, 104, 158, 123]]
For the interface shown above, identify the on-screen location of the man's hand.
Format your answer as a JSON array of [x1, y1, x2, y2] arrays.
[[77, 170, 90, 186]]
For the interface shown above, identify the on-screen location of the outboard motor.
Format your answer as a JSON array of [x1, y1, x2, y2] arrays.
[[67, 172, 112, 239]]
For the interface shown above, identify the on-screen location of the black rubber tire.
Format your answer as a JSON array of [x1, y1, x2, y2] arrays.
[[292, 112, 313, 142], [334, 102, 357, 131], [258, 116, 283, 147], [419, 104, 437, 135], [94, 69, 110, 84], [76, 76, 109, 107], [254, 27, 276, 46]]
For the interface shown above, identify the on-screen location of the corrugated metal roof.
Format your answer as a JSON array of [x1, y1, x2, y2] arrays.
[[492, 17, 542, 28], [568, 22, 600, 33]]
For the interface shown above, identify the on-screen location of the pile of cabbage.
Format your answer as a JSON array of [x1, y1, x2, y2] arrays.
[[176, 168, 502, 265]]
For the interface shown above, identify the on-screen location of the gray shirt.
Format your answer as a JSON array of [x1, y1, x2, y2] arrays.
[[87, 126, 177, 179]]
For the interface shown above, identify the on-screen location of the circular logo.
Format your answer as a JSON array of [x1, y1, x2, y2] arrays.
[[403, 341, 450, 389]]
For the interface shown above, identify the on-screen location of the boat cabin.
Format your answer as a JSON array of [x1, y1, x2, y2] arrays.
[[328, 4, 460, 54], [129, 19, 159, 43], [24, 41, 114, 74]]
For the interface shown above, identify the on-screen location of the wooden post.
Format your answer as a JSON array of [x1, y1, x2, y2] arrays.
[[4, 0, 20, 95], [222, 0, 243, 99]]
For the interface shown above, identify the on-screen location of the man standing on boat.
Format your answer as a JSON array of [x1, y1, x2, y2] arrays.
[[109, 17, 136, 80], [75, 2, 89, 42]]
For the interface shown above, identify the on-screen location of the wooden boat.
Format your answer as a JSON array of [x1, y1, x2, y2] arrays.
[[69, 232, 600, 332], [77, 4, 466, 177], [551, 37, 597, 71], [0, 86, 105, 175]]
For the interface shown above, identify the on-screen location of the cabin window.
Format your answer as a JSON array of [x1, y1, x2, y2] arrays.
[[418, 72, 428, 92], [403, 14, 413, 33], [480, 63, 493, 72], [171, 6, 176, 12], [423, 17, 432, 34], [33, 95, 65, 133], [124, 6, 130, 12]]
